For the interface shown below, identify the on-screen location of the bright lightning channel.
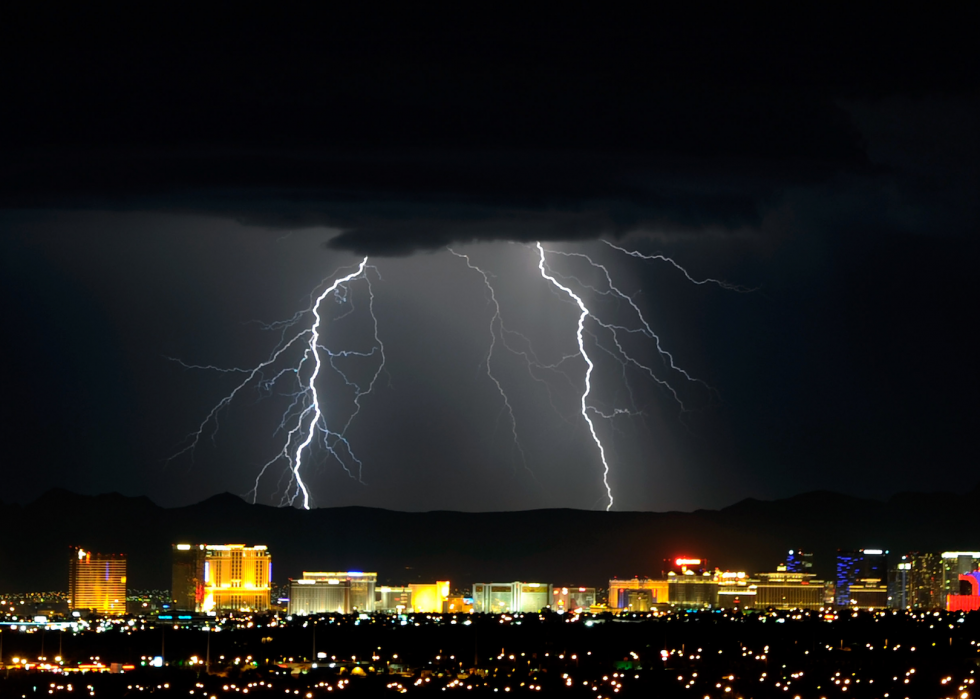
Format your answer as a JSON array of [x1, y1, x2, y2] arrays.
[[535, 242, 615, 511], [286, 257, 369, 510], [535, 240, 738, 511], [169, 257, 375, 510]]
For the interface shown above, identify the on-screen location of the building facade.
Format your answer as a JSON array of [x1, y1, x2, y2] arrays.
[[202, 544, 271, 612], [784, 550, 814, 573], [376, 586, 412, 613], [171, 544, 207, 611], [551, 586, 597, 613], [942, 552, 980, 599], [749, 572, 825, 610], [408, 581, 450, 613], [947, 571, 980, 612], [471, 582, 551, 613], [608, 578, 669, 610], [888, 552, 943, 610], [69, 547, 127, 616], [668, 574, 719, 609], [835, 549, 887, 607], [288, 572, 377, 615]]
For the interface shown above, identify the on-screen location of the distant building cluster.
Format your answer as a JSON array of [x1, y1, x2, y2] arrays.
[[54, 543, 980, 617], [602, 550, 980, 614]]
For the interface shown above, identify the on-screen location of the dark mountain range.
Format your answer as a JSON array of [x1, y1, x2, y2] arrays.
[[1, 486, 978, 594]]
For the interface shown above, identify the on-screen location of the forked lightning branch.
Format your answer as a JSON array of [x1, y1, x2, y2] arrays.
[[170, 242, 738, 510]]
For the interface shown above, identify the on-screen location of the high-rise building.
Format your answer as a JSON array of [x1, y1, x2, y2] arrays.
[[941, 552, 980, 600], [888, 552, 943, 609], [201, 545, 271, 612], [748, 571, 825, 610], [836, 549, 887, 607], [68, 547, 127, 616], [288, 572, 377, 615], [171, 544, 207, 611], [785, 550, 814, 573]]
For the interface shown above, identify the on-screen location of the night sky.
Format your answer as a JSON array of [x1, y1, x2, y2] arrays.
[[0, 6, 976, 512]]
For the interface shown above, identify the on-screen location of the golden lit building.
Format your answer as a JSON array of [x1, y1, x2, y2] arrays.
[[68, 547, 127, 616], [201, 544, 271, 612], [409, 581, 450, 613], [608, 577, 669, 610]]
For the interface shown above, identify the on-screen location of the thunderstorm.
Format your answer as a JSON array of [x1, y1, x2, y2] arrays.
[[169, 241, 737, 510]]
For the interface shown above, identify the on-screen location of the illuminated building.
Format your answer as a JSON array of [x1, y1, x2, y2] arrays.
[[471, 582, 551, 613], [444, 595, 473, 613], [947, 571, 980, 612], [752, 571, 824, 610], [201, 544, 271, 612], [288, 572, 376, 615], [835, 548, 886, 607], [716, 587, 757, 609], [668, 573, 718, 609], [608, 578, 669, 610], [713, 571, 753, 609], [376, 586, 412, 614], [171, 544, 206, 611], [551, 586, 596, 613], [888, 552, 943, 609], [848, 579, 888, 609], [408, 581, 450, 613], [941, 552, 980, 598], [784, 549, 813, 573], [68, 547, 127, 616]]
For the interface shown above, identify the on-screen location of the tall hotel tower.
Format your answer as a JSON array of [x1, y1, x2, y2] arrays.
[[172, 544, 272, 612], [68, 547, 127, 616]]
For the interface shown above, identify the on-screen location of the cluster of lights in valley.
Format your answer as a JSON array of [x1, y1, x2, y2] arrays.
[[169, 241, 742, 510]]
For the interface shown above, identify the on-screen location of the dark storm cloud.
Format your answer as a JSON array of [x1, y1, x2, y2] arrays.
[[1, 6, 975, 255]]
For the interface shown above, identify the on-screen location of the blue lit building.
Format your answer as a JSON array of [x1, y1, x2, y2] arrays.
[[836, 548, 887, 607], [785, 550, 813, 573]]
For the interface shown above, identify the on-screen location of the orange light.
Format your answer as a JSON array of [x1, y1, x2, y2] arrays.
[[675, 558, 701, 566]]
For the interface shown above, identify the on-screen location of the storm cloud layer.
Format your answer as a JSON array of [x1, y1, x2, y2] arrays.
[[1, 6, 976, 254]]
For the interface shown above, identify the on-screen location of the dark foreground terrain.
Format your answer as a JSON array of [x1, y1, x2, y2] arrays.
[[2, 609, 979, 697]]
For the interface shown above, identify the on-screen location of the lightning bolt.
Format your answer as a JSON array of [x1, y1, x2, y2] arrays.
[[285, 258, 370, 510], [169, 257, 378, 510], [535, 242, 615, 511], [603, 240, 752, 292], [449, 248, 530, 475], [533, 240, 741, 511], [169, 239, 739, 512], [543, 247, 711, 405]]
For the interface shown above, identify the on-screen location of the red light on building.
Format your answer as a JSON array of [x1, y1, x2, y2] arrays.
[[948, 572, 980, 612], [675, 558, 701, 567]]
